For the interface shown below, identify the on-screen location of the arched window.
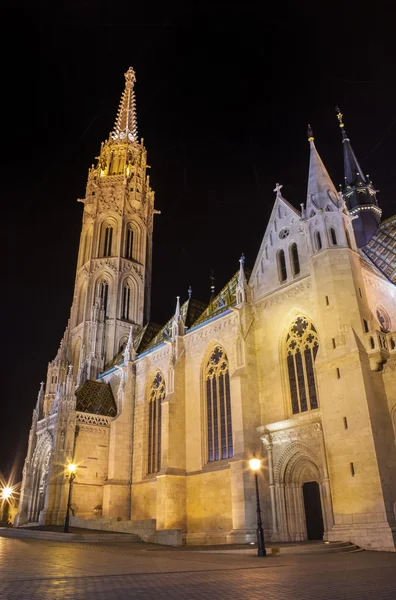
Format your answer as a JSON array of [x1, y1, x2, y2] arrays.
[[100, 224, 113, 257], [121, 283, 131, 320], [286, 316, 319, 414], [99, 280, 109, 315], [125, 224, 133, 260], [277, 249, 287, 282], [205, 346, 233, 462], [330, 227, 337, 245], [315, 231, 322, 251], [290, 243, 300, 276], [147, 372, 165, 475]]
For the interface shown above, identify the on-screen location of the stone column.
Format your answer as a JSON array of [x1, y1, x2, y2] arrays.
[[261, 435, 278, 538]]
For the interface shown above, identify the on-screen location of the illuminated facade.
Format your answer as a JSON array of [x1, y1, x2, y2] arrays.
[[16, 68, 396, 552]]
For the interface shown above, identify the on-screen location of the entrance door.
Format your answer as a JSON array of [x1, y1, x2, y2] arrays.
[[303, 481, 324, 540]]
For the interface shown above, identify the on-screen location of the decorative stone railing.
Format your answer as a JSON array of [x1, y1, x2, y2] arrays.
[[76, 412, 113, 427]]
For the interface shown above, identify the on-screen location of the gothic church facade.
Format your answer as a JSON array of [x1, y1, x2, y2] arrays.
[[16, 68, 396, 552]]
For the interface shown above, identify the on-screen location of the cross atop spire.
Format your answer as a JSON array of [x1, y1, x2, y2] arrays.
[[111, 67, 138, 143], [273, 183, 283, 198]]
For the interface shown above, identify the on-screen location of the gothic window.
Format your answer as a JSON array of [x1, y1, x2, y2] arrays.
[[147, 372, 165, 475], [125, 225, 133, 260], [205, 346, 233, 463], [121, 283, 131, 320], [277, 249, 287, 283], [290, 243, 300, 276], [99, 280, 109, 315], [286, 316, 319, 414], [315, 231, 322, 251], [265, 245, 268, 260], [330, 227, 337, 245], [100, 222, 114, 258]]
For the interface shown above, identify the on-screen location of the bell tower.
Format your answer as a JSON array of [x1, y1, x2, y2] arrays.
[[68, 67, 156, 382], [336, 107, 381, 247]]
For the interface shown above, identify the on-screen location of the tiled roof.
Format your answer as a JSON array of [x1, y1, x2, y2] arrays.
[[76, 380, 117, 417], [361, 216, 396, 283]]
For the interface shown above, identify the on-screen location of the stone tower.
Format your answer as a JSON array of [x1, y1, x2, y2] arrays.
[[68, 67, 156, 382], [336, 107, 381, 247]]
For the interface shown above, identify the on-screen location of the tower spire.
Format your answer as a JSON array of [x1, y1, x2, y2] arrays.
[[335, 106, 381, 247], [111, 67, 138, 143], [306, 125, 339, 213]]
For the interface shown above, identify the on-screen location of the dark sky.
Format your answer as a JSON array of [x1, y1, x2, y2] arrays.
[[2, 1, 395, 479]]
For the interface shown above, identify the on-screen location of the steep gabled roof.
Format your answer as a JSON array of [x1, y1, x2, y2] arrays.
[[144, 298, 207, 351]]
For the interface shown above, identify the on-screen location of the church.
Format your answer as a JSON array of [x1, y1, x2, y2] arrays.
[[15, 67, 396, 552]]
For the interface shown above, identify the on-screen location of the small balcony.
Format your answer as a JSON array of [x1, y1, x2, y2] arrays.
[[364, 330, 395, 371]]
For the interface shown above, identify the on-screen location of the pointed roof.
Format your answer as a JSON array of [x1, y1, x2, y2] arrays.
[[111, 67, 138, 143], [336, 107, 366, 187], [306, 126, 339, 212]]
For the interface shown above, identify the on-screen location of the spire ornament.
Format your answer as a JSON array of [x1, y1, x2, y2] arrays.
[[172, 296, 185, 339], [111, 67, 138, 143], [307, 124, 314, 142], [124, 326, 137, 362], [236, 254, 248, 305]]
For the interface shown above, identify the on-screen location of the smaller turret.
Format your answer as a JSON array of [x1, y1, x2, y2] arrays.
[[336, 107, 381, 247]]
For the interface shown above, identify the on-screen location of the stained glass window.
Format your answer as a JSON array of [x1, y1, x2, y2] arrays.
[[286, 316, 319, 414], [147, 372, 165, 475], [205, 346, 233, 463]]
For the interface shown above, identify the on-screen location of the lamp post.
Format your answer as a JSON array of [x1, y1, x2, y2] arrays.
[[249, 457, 266, 557], [1, 486, 13, 526], [64, 463, 77, 533]]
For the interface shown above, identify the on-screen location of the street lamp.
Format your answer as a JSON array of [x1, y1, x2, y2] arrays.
[[64, 463, 77, 533], [249, 456, 267, 557], [1, 486, 13, 501]]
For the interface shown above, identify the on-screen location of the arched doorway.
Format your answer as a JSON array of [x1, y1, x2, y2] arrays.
[[269, 439, 332, 542], [28, 434, 52, 523], [303, 481, 324, 540]]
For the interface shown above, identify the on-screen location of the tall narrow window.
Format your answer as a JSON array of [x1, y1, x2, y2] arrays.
[[286, 316, 319, 414], [330, 227, 337, 245], [290, 243, 300, 276], [277, 249, 287, 282], [147, 372, 165, 475], [121, 283, 131, 320], [315, 231, 322, 251], [125, 225, 133, 260], [102, 225, 113, 257], [100, 281, 109, 315], [205, 346, 233, 463]]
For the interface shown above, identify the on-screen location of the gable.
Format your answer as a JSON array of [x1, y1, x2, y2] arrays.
[[249, 194, 310, 300]]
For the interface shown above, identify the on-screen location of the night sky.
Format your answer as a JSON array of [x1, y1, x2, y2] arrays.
[[2, 2, 395, 479]]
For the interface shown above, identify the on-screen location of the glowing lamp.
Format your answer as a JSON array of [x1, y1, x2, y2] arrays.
[[67, 463, 77, 474], [249, 458, 261, 472], [1, 486, 13, 500]]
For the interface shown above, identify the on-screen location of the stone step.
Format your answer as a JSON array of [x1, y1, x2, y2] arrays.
[[0, 527, 142, 543]]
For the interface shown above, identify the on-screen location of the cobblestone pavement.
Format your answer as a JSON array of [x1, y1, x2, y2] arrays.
[[0, 537, 395, 599]]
